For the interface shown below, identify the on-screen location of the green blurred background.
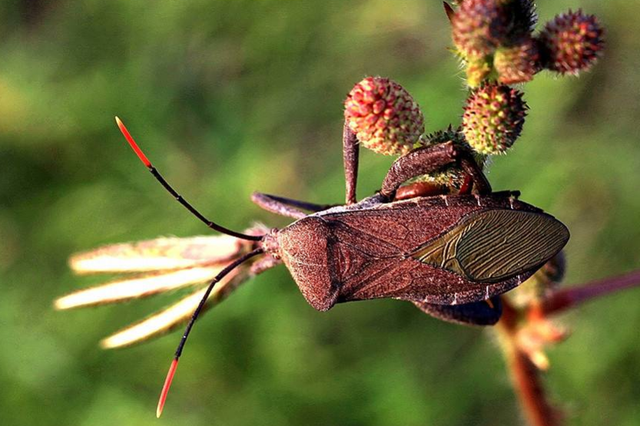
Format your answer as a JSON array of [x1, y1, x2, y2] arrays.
[[1, 0, 639, 425]]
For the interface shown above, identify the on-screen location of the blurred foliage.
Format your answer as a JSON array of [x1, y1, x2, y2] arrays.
[[1, 1, 640, 425]]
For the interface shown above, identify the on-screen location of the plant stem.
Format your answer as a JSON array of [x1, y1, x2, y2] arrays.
[[497, 298, 561, 426], [542, 269, 640, 314]]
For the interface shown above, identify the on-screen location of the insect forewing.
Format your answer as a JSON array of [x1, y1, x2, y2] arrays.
[[414, 209, 570, 283]]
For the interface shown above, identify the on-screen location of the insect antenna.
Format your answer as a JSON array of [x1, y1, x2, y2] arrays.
[[115, 117, 262, 241], [156, 247, 264, 418]]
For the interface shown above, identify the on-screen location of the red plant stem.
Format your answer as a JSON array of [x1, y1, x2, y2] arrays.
[[507, 349, 560, 426], [542, 269, 640, 314], [498, 298, 561, 426]]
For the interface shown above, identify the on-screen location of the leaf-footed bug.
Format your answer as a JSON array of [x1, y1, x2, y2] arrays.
[[113, 116, 569, 416]]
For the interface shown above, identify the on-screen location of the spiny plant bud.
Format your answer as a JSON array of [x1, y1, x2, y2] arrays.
[[344, 77, 425, 155], [538, 10, 604, 75], [452, 0, 510, 58], [466, 56, 493, 88], [462, 83, 527, 155], [495, 37, 540, 84]]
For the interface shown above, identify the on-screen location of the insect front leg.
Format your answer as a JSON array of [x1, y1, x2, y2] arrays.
[[412, 297, 502, 326], [343, 122, 359, 205], [379, 141, 491, 201], [251, 192, 333, 219]]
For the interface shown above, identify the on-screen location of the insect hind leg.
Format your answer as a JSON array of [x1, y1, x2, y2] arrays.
[[380, 141, 491, 201]]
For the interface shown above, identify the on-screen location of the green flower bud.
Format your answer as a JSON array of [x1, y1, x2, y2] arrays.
[[466, 56, 493, 88]]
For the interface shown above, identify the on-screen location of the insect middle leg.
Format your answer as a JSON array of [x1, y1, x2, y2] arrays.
[[379, 141, 491, 201], [251, 192, 334, 220]]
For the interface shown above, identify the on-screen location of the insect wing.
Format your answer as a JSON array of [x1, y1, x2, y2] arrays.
[[412, 209, 570, 283]]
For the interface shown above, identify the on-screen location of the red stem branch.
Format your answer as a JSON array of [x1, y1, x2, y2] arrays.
[[498, 298, 561, 426], [543, 269, 640, 315], [507, 349, 561, 426]]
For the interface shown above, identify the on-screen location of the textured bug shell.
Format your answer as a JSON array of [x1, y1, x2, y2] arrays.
[[275, 192, 569, 312], [276, 217, 339, 311]]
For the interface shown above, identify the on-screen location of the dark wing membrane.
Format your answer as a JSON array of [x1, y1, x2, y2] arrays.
[[457, 210, 569, 282], [413, 209, 569, 284]]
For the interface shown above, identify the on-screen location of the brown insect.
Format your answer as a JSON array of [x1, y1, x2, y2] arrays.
[[59, 117, 569, 416]]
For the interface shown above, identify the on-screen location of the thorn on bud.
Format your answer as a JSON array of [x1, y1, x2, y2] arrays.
[[443, 2, 455, 23]]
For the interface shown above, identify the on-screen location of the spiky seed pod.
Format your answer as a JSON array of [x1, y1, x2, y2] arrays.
[[452, 0, 537, 57], [495, 37, 540, 84], [462, 83, 527, 155], [538, 10, 604, 75], [452, 0, 510, 58], [344, 77, 425, 155]]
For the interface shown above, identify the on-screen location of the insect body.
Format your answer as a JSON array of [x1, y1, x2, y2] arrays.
[[249, 137, 568, 325], [271, 191, 568, 314], [65, 118, 569, 416]]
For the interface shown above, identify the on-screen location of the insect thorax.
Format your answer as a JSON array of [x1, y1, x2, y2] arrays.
[[275, 218, 339, 311]]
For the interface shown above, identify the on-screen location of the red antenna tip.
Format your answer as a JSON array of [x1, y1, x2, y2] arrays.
[[115, 116, 153, 168], [156, 358, 179, 418]]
